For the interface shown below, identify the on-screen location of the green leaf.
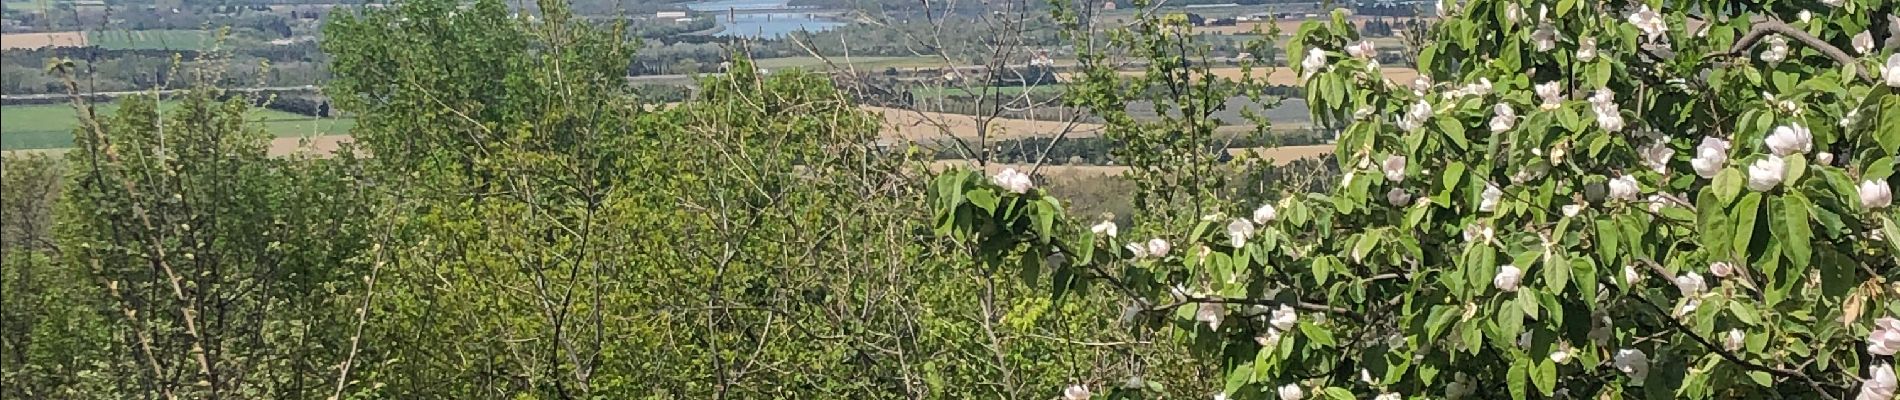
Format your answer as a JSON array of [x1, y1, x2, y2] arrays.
[[1784, 154, 1809, 186], [1301, 322, 1338, 347], [1556, 0, 1576, 16], [1544, 252, 1571, 294], [1352, 229, 1383, 263], [1778, 194, 1813, 270], [1877, 96, 1900, 154], [1437, 117, 1469, 150], [1323, 387, 1356, 400], [1728, 301, 1761, 325], [1747, 370, 1773, 387], [1713, 168, 1743, 204], [1732, 192, 1763, 256], [1882, 215, 1900, 259], [1534, 357, 1558, 396], [968, 188, 1000, 214], [1595, 218, 1621, 266], [1507, 356, 1530, 400]]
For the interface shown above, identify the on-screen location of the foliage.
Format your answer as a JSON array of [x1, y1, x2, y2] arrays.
[[935, 0, 1900, 399]]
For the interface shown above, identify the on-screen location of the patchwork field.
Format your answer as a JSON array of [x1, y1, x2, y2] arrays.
[[866, 105, 1104, 141], [0, 31, 87, 49], [87, 30, 218, 50], [1, 103, 354, 150]]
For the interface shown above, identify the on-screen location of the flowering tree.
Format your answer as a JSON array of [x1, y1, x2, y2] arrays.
[[934, 0, 1900, 398]]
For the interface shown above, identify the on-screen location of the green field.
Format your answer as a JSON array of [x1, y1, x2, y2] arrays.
[[1, 103, 353, 150], [86, 30, 220, 50]]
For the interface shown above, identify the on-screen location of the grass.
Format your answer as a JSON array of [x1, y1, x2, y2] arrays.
[[1, 103, 354, 150], [86, 30, 219, 50]]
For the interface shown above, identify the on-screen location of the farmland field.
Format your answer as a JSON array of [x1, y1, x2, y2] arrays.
[[0, 31, 87, 49], [1, 103, 354, 150], [752, 56, 948, 70], [87, 30, 219, 50]]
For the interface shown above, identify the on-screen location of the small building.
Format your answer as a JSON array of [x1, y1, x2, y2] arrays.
[[1101, 1, 1117, 10], [655, 11, 688, 19]]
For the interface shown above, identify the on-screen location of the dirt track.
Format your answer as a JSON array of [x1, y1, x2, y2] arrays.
[[866, 106, 1104, 141]]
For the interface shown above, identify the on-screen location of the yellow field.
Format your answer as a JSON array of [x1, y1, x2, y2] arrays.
[[0, 31, 87, 49]]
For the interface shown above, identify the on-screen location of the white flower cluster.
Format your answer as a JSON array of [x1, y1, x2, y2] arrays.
[[992, 168, 1034, 194], [1489, 103, 1517, 133], [1690, 137, 1730, 178], [1398, 100, 1433, 132], [1125, 238, 1172, 259], [1588, 88, 1625, 132], [1759, 35, 1790, 64]]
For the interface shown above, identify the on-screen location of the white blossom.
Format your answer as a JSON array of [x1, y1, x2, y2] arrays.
[[1536, 81, 1564, 109], [1692, 137, 1731, 178], [1398, 100, 1433, 132], [1065, 385, 1093, 400], [1747, 156, 1787, 191], [1490, 103, 1518, 133], [1147, 238, 1172, 258], [1861, 363, 1898, 400], [1863, 180, 1893, 209], [1301, 49, 1328, 80], [1505, 2, 1523, 23], [1354, 106, 1376, 120], [1769, 35, 1799, 67], [1589, 88, 1625, 132], [1532, 25, 1557, 52], [1710, 261, 1735, 278], [1674, 295, 1702, 317], [1494, 265, 1524, 292], [1092, 220, 1118, 238], [1624, 264, 1643, 285], [1277, 384, 1305, 400], [1374, 393, 1401, 400], [1226, 219, 1256, 248], [1797, 10, 1813, 24], [1347, 40, 1377, 59], [1463, 223, 1495, 243], [1512, 163, 1549, 184], [1196, 302, 1224, 330], [1549, 346, 1572, 364], [1562, 204, 1583, 217], [1253, 203, 1279, 224], [1609, 174, 1641, 201], [1578, 36, 1598, 61], [1674, 272, 1707, 296], [1627, 5, 1666, 41], [1125, 242, 1150, 258], [1480, 183, 1504, 212], [1639, 140, 1675, 174], [1855, 31, 1876, 55], [992, 168, 1034, 194], [1452, 78, 1493, 98], [1270, 305, 1298, 331], [1823, 0, 1845, 7], [1647, 193, 1683, 213], [1614, 349, 1651, 386], [1412, 76, 1434, 96], [1387, 188, 1413, 207], [1724, 329, 1746, 351], [1383, 155, 1408, 182], [1870, 318, 1900, 356], [1886, 54, 1900, 88], [1256, 329, 1284, 347], [1818, 151, 1836, 166]]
